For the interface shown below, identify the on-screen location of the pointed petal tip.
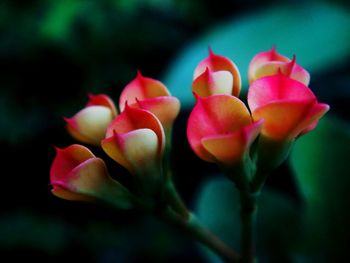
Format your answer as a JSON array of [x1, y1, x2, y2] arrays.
[[136, 69, 143, 78], [208, 46, 214, 56]]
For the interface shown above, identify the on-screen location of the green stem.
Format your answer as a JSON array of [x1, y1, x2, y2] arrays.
[[239, 191, 258, 263], [165, 180, 190, 219], [250, 170, 266, 193], [161, 208, 240, 263]]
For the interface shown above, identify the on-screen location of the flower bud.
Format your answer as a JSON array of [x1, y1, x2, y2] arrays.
[[101, 105, 165, 197], [119, 71, 180, 132], [193, 48, 241, 97], [248, 47, 310, 85], [50, 144, 132, 209], [187, 94, 262, 169], [65, 94, 117, 145], [248, 73, 329, 142]]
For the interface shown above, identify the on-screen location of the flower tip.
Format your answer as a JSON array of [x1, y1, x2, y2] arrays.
[[63, 116, 72, 124], [289, 55, 297, 67], [136, 69, 143, 79], [208, 46, 214, 56], [321, 103, 330, 113], [53, 146, 62, 153], [124, 100, 130, 110]]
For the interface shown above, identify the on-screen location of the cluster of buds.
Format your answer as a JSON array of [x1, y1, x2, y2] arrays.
[[187, 47, 329, 191], [50, 47, 329, 210], [50, 72, 181, 210]]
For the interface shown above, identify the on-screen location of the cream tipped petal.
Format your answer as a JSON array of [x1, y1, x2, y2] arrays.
[[101, 129, 159, 175], [119, 71, 170, 112], [50, 144, 95, 182], [192, 69, 234, 97], [252, 100, 328, 141], [248, 47, 289, 82], [187, 94, 253, 163], [135, 96, 181, 128], [87, 94, 118, 117], [248, 47, 310, 85], [201, 120, 263, 166], [66, 106, 114, 145], [193, 49, 241, 97], [105, 105, 165, 156]]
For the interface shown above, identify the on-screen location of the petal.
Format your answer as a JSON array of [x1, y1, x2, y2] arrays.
[[50, 144, 95, 182], [187, 94, 252, 162], [192, 68, 234, 97], [252, 100, 328, 141], [294, 103, 329, 137], [201, 120, 263, 166], [248, 48, 310, 85], [51, 158, 133, 208], [105, 105, 165, 155], [119, 71, 170, 112], [65, 106, 114, 145], [101, 134, 133, 173], [289, 64, 311, 86], [252, 56, 310, 86], [101, 129, 159, 175], [193, 48, 241, 97], [87, 93, 118, 117], [248, 47, 289, 83], [248, 74, 315, 112], [51, 185, 95, 202], [135, 96, 180, 129]]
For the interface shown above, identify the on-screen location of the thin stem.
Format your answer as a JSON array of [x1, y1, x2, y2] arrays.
[[160, 208, 240, 263], [165, 179, 190, 219], [250, 170, 266, 193], [239, 191, 258, 263]]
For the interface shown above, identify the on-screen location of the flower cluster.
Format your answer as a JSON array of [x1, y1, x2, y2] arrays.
[[51, 72, 180, 209], [50, 47, 329, 208], [187, 47, 329, 190]]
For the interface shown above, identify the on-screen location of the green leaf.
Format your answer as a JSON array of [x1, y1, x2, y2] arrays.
[[194, 177, 300, 262], [163, 3, 350, 107], [290, 116, 350, 261]]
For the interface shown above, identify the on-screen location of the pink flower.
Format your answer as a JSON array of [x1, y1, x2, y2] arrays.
[[187, 94, 262, 168], [193, 48, 241, 97], [247, 73, 329, 142], [101, 104, 165, 177], [119, 71, 180, 132], [50, 144, 132, 208], [65, 94, 117, 145], [248, 47, 310, 85]]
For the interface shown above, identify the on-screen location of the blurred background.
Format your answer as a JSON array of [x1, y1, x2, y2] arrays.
[[1, 0, 350, 262]]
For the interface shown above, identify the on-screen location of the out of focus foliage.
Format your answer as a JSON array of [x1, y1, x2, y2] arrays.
[[1, 0, 349, 262]]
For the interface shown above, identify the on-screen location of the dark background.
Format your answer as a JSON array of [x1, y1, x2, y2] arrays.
[[1, 0, 350, 262]]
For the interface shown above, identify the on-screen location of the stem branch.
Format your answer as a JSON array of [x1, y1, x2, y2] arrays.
[[161, 208, 240, 263]]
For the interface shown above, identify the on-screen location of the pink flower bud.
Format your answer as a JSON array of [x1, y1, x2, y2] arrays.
[[65, 94, 117, 145], [119, 71, 180, 131], [187, 94, 262, 168], [248, 47, 310, 85], [248, 73, 329, 142], [193, 48, 241, 97], [50, 144, 132, 208], [192, 67, 234, 97], [101, 104, 165, 177]]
